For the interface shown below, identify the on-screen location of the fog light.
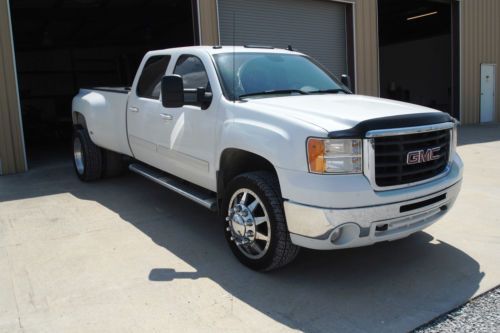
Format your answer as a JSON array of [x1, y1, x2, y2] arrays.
[[330, 223, 361, 246], [330, 228, 342, 242]]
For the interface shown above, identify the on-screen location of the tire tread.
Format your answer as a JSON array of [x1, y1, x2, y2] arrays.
[[73, 128, 102, 181], [225, 171, 300, 271]]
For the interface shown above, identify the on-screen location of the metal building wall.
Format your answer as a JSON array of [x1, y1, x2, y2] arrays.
[[0, 0, 27, 175], [353, 0, 379, 96], [461, 0, 500, 124], [198, 0, 380, 97]]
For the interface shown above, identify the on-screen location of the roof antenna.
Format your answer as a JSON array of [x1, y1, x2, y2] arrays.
[[232, 11, 236, 103]]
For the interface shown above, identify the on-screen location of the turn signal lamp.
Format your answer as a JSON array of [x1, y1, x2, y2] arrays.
[[307, 138, 362, 174]]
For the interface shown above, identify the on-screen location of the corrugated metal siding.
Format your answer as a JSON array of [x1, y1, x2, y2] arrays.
[[199, 0, 379, 96], [461, 0, 500, 124], [0, 0, 26, 175], [218, 0, 347, 75]]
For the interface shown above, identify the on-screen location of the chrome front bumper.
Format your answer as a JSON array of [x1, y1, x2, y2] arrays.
[[284, 180, 462, 250]]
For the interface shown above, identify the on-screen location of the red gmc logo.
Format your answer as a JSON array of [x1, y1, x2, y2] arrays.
[[406, 147, 441, 165]]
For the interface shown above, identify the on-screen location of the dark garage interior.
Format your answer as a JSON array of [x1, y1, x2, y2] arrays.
[[378, 0, 459, 118], [9, 0, 197, 165]]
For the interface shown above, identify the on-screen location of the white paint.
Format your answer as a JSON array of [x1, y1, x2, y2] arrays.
[[72, 90, 132, 156], [480, 64, 496, 123], [72, 46, 463, 249]]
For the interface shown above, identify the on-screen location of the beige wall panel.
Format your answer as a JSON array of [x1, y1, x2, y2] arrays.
[[353, 0, 379, 96], [199, 0, 219, 45], [199, 0, 380, 97], [0, 0, 26, 175], [461, 0, 500, 124]]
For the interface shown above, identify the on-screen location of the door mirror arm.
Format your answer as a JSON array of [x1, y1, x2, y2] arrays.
[[196, 87, 213, 110]]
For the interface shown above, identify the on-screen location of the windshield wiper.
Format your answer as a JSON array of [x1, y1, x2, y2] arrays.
[[239, 89, 309, 99], [308, 88, 349, 94]]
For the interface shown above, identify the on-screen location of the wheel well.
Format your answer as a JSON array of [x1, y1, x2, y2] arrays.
[[217, 149, 279, 212], [72, 112, 87, 129]]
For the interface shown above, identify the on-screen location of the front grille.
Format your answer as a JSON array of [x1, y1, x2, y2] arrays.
[[374, 129, 450, 187]]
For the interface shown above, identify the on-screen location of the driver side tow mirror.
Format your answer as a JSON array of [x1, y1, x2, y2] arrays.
[[341, 74, 352, 91], [161, 75, 184, 108], [161, 75, 213, 110]]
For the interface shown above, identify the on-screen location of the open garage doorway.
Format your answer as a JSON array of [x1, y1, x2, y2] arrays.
[[378, 0, 459, 119], [9, 0, 198, 167]]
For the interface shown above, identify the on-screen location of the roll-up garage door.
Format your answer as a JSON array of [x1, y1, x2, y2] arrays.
[[218, 0, 348, 76]]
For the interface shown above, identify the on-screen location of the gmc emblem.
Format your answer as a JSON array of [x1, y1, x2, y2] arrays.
[[406, 147, 441, 165]]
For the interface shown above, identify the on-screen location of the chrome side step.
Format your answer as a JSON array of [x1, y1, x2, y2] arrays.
[[129, 163, 217, 211]]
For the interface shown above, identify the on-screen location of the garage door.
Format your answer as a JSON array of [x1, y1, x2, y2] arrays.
[[218, 0, 348, 76]]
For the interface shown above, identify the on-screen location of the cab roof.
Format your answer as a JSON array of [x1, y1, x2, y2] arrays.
[[149, 45, 304, 56]]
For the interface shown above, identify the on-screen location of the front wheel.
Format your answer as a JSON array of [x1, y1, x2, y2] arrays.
[[223, 171, 300, 271]]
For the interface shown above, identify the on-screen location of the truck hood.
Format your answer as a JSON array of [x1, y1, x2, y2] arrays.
[[244, 94, 446, 133]]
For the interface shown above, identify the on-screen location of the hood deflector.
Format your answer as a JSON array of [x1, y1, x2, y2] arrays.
[[328, 112, 455, 139]]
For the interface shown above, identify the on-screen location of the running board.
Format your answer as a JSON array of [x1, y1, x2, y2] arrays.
[[128, 163, 217, 211]]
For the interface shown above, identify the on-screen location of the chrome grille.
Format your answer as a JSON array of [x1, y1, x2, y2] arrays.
[[373, 129, 451, 187]]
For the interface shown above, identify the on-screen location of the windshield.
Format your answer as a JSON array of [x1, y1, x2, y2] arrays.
[[213, 52, 348, 100]]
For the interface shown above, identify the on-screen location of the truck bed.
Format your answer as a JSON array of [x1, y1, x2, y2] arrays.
[[90, 86, 131, 94], [74, 87, 132, 156]]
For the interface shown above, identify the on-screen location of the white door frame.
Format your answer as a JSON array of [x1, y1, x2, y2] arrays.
[[480, 63, 496, 123]]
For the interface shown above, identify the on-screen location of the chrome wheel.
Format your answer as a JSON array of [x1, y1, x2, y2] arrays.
[[73, 137, 84, 175], [226, 188, 271, 259]]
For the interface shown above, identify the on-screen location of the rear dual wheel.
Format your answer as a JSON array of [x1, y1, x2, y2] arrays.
[[73, 127, 124, 181], [73, 128, 102, 181]]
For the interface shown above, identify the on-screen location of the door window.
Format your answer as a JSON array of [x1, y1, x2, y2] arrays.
[[136, 55, 171, 99], [174, 55, 210, 91]]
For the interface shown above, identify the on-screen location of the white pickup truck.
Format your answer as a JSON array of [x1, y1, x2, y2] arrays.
[[72, 46, 463, 271]]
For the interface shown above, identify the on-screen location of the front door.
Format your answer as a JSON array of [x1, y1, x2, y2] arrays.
[[154, 54, 218, 190], [480, 64, 496, 123]]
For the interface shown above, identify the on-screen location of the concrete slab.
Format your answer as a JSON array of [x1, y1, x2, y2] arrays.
[[0, 125, 499, 333]]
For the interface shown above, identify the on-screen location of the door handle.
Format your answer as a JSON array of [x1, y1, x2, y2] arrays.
[[128, 107, 139, 113], [160, 113, 173, 121]]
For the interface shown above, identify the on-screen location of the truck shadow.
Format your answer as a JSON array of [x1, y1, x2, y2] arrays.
[[0, 161, 484, 332]]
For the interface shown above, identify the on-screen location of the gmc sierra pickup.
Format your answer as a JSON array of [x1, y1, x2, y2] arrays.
[[72, 46, 463, 271]]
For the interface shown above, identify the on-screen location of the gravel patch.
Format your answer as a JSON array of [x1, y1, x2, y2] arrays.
[[413, 286, 500, 333]]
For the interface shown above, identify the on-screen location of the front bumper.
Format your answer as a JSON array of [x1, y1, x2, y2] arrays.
[[284, 180, 462, 250]]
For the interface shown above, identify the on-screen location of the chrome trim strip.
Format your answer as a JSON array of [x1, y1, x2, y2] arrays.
[[365, 122, 455, 138]]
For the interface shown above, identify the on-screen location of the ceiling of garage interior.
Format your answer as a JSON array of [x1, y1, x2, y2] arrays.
[[10, 0, 195, 51], [378, 0, 451, 46]]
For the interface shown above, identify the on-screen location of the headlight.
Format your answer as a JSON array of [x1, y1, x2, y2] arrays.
[[307, 138, 362, 174]]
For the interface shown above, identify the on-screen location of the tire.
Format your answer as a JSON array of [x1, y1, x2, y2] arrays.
[[72, 127, 102, 181], [223, 171, 300, 271], [102, 149, 125, 178]]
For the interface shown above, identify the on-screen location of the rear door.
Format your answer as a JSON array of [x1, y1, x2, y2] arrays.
[[127, 55, 171, 165]]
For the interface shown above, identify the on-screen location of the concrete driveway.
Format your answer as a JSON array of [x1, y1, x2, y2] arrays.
[[1, 125, 499, 333]]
